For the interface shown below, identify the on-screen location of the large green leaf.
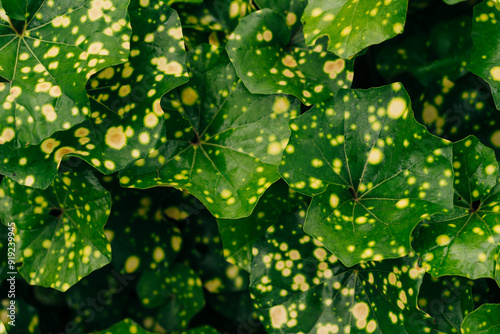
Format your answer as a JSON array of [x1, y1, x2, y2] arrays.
[[302, 0, 408, 59], [468, 0, 500, 110], [0, 0, 131, 147], [413, 136, 500, 284], [90, 318, 154, 334], [0, 171, 111, 291], [279, 83, 454, 266], [250, 209, 432, 334], [119, 44, 300, 219], [461, 303, 500, 334], [136, 264, 205, 331], [417, 275, 473, 333], [217, 180, 307, 272], [226, 9, 354, 105], [0, 0, 188, 189]]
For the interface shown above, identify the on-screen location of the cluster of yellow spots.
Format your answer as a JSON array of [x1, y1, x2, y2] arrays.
[[323, 59, 345, 79]]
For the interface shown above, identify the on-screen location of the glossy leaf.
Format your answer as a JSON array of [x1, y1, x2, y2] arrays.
[[0, 0, 188, 189], [136, 264, 205, 331], [91, 318, 154, 334], [468, 0, 500, 109], [0, 0, 131, 147], [461, 303, 500, 334], [302, 0, 408, 59], [413, 136, 500, 284], [0, 171, 111, 291], [279, 83, 454, 266], [119, 44, 300, 219], [226, 9, 354, 105], [250, 209, 432, 334]]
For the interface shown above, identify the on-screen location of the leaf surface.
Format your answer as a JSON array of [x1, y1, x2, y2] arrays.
[[302, 0, 408, 58], [279, 83, 454, 266], [461, 303, 500, 334], [0, 171, 111, 291], [119, 44, 300, 219], [91, 318, 154, 334]]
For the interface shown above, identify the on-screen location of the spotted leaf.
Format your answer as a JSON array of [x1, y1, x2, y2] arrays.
[[0, 171, 111, 292], [413, 136, 500, 285], [279, 83, 454, 266], [253, 0, 307, 32], [91, 318, 154, 334], [461, 303, 500, 334], [468, 0, 500, 110], [119, 44, 300, 219], [0, 0, 188, 189], [417, 275, 473, 334], [136, 264, 205, 331], [226, 9, 354, 105], [0, 0, 131, 148], [250, 210, 432, 334], [218, 180, 307, 271], [302, 0, 408, 59]]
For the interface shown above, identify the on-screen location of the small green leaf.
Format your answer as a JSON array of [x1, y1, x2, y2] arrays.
[[413, 136, 500, 284], [250, 210, 432, 334], [226, 9, 354, 105], [417, 275, 473, 334], [136, 264, 205, 331], [119, 44, 300, 219], [468, 0, 500, 110], [461, 303, 500, 334], [302, 0, 408, 59], [279, 83, 454, 266], [90, 318, 154, 334], [0, 0, 131, 147], [0, 171, 111, 292]]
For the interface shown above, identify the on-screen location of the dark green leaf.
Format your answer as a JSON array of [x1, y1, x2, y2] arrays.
[[90, 318, 154, 334], [0, 171, 111, 291], [226, 9, 354, 105], [120, 44, 300, 219], [279, 83, 454, 266], [461, 303, 500, 334]]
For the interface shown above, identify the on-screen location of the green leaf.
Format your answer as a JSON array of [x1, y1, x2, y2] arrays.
[[253, 0, 307, 32], [461, 303, 500, 334], [181, 326, 220, 334], [417, 275, 473, 334], [468, 0, 500, 110], [0, 0, 188, 189], [0, 0, 131, 147], [119, 44, 300, 219], [226, 9, 354, 105], [0, 0, 31, 20], [413, 136, 500, 284], [217, 180, 307, 271], [279, 83, 454, 266], [0, 171, 111, 291], [302, 0, 408, 59], [90, 318, 154, 334], [250, 209, 433, 334], [136, 264, 205, 331]]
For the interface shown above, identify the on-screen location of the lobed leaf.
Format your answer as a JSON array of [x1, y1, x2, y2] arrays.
[[302, 0, 408, 59], [226, 9, 354, 105], [279, 83, 454, 266], [0, 171, 111, 292], [0, 0, 131, 147], [413, 136, 500, 284], [119, 44, 300, 219]]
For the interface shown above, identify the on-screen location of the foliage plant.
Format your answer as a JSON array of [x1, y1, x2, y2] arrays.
[[0, 0, 499, 333]]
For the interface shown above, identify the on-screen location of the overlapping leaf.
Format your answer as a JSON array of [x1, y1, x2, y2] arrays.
[[119, 44, 300, 218], [136, 264, 205, 331], [254, 0, 307, 32], [302, 0, 408, 59], [217, 180, 307, 271], [250, 209, 432, 334], [461, 303, 500, 334], [468, 0, 500, 110], [0, 0, 188, 189], [0, 0, 131, 147], [417, 275, 473, 333], [279, 83, 454, 266], [0, 171, 111, 291], [226, 9, 354, 105], [413, 136, 500, 284]]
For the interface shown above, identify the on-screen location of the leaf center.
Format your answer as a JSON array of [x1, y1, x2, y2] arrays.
[[49, 207, 64, 218], [469, 199, 481, 214]]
